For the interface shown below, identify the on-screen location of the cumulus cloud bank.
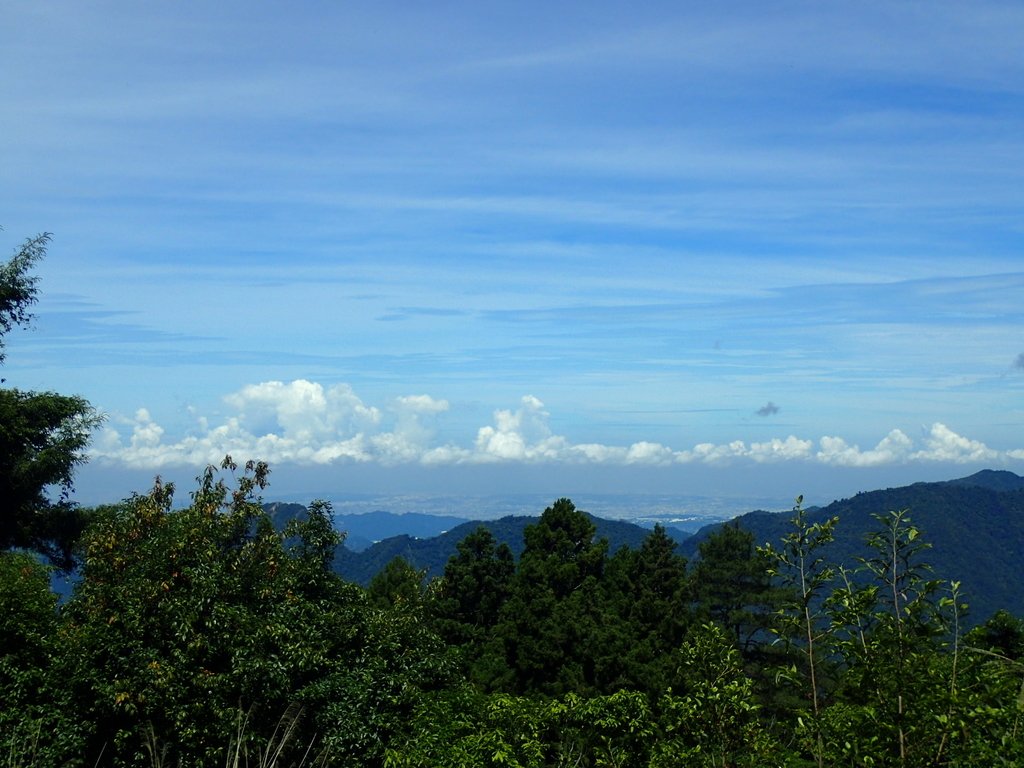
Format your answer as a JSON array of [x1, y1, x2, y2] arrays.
[[91, 379, 1024, 471]]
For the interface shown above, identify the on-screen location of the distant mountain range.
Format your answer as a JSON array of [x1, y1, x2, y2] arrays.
[[262, 504, 470, 552], [264, 469, 1024, 625], [327, 513, 651, 585], [684, 469, 1024, 624]]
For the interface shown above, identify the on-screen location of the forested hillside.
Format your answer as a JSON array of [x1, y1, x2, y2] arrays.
[[314, 470, 1024, 623], [4, 463, 1023, 767], [265, 504, 475, 552], [331, 513, 650, 585], [686, 470, 1024, 623]]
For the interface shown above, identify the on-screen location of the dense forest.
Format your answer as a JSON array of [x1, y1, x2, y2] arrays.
[[3, 464, 1024, 766], [3, 237, 1024, 766], [317, 470, 1024, 625]]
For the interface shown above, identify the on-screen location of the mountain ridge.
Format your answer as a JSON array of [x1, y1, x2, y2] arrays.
[[330, 512, 650, 585], [684, 469, 1024, 624], [263, 469, 1024, 622]]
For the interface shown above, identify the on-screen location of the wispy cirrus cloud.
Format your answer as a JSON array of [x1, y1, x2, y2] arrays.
[[91, 379, 1024, 472]]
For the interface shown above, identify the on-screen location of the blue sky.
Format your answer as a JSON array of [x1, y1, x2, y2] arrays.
[[2, 1, 1023, 509]]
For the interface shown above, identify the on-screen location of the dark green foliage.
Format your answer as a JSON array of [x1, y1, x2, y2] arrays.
[[284, 498, 343, 577], [60, 463, 324, 764], [690, 521, 777, 654], [35, 459, 449, 767], [439, 519, 693, 700], [0, 232, 48, 365], [367, 555, 426, 608], [0, 388, 101, 568], [0, 551, 82, 764], [432, 526, 515, 647], [0, 232, 101, 569], [332, 512, 648, 585], [653, 623, 780, 767], [489, 499, 610, 696], [800, 510, 1024, 767], [0, 552, 56, 665], [385, 687, 660, 768], [697, 478, 1024, 624], [761, 498, 841, 767], [820, 511, 967, 766], [596, 525, 691, 694], [4, 473, 1024, 767], [968, 609, 1024, 661], [299, 600, 456, 767]]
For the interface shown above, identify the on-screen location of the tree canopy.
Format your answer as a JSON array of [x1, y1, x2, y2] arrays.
[[0, 232, 48, 367], [2, 476, 1023, 766], [0, 232, 101, 568]]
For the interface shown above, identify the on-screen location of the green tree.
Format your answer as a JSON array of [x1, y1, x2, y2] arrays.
[[284, 498, 343, 582], [298, 605, 457, 767], [0, 550, 85, 764], [653, 623, 781, 768], [853, 510, 950, 766], [493, 499, 608, 696], [690, 522, 776, 655], [0, 232, 49, 367], [819, 510, 1007, 767], [431, 526, 516, 687], [691, 519, 810, 734], [433, 526, 515, 642], [386, 688, 658, 768], [598, 525, 690, 695], [383, 687, 547, 768], [0, 232, 100, 568], [968, 609, 1024, 662], [761, 496, 840, 768], [368, 555, 426, 609], [60, 459, 362, 766], [519, 498, 606, 599], [542, 690, 656, 768]]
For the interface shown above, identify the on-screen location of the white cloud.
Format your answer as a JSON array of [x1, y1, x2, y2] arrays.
[[473, 395, 570, 462], [90, 379, 1024, 472], [669, 436, 814, 465], [748, 436, 814, 463], [377, 394, 451, 464], [94, 380, 382, 469], [817, 429, 914, 467], [419, 444, 473, 465], [129, 408, 164, 449], [570, 443, 629, 463], [224, 380, 380, 443], [910, 423, 1000, 463], [625, 441, 676, 465], [677, 440, 752, 464]]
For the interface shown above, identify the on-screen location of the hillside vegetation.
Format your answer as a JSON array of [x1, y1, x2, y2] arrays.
[[685, 469, 1024, 623], [326, 470, 1024, 625], [330, 513, 649, 585], [3, 462, 1024, 767]]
